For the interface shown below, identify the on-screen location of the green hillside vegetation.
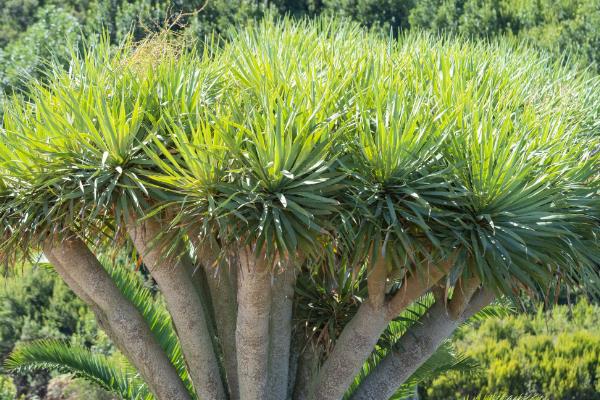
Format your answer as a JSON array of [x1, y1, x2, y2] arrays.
[[0, 265, 115, 398], [1, 0, 599, 97], [424, 300, 600, 400]]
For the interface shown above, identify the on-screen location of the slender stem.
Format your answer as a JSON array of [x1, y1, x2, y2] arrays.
[[196, 240, 240, 400], [350, 289, 494, 400]]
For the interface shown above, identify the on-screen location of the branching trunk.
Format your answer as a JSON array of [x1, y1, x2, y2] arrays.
[[268, 263, 298, 400], [312, 258, 451, 400], [349, 288, 495, 400], [447, 276, 480, 320], [46, 229, 493, 400], [127, 218, 225, 400], [43, 235, 191, 400], [45, 250, 120, 349], [236, 246, 272, 400], [195, 241, 240, 399], [313, 303, 388, 399]]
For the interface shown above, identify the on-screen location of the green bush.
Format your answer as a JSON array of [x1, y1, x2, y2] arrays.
[[2, 0, 600, 98], [0, 5, 81, 94], [0, 375, 16, 400], [423, 300, 600, 400], [0, 264, 109, 398], [408, 0, 600, 71]]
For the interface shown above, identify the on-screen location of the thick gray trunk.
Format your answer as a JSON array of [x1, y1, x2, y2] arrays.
[[292, 339, 321, 400], [268, 264, 297, 400], [44, 251, 118, 348], [312, 303, 388, 400], [236, 247, 272, 400], [43, 236, 191, 400], [127, 219, 225, 400], [312, 262, 449, 400], [349, 289, 494, 400], [196, 241, 240, 399]]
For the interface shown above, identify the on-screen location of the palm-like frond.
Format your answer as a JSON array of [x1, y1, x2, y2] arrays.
[[389, 342, 479, 400], [4, 340, 149, 400], [4, 257, 194, 400], [101, 258, 196, 396]]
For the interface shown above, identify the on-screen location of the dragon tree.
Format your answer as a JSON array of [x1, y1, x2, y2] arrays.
[[0, 18, 598, 400]]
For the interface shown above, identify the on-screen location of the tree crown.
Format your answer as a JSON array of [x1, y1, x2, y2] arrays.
[[1, 18, 598, 299]]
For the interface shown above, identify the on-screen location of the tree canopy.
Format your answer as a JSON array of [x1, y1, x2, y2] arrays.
[[1, 18, 598, 296], [0, 17, 598, 400]]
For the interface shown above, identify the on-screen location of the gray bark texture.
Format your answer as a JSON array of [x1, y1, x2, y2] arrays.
[[312, 261, 450, 400], [196, 241, 240, 400], [312, 303, 389, 400], [292, 340, 322, 400], [349, 288, 495, 400], [268, 264, 297, 400], [236, 246, 272, 400], [43, 235, 191, 400], [127, 218, 225, 400]]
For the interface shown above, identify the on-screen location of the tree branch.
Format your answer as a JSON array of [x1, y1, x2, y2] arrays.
[[312, 259, 452, 400], [268, 259, 298, 400], [385, 260, 452, 319], [236, 246, 271, 400], [43, 234, 191, 400], [447, 275, 480, 320], [127, 217, 225, 400], [367, 251, 388, 309], [349, 288, 494, 400], [195, 240, 239, 399]]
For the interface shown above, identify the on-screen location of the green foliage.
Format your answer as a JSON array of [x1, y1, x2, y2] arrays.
[[0, 5, 81, 94], [0, 375, 16, 400], [423, 300, 600, 400], [5, 340, 144, 399], [2, 18, 598, 299], [408, 0, 600, 71], [1, 0, 600, 104], [0, 263, 108, 397]]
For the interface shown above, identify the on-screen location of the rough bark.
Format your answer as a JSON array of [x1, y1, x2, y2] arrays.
[[385, 262, 452, 319], [349, 288, 494, 400], [311, 303, 388, 399], [268, 263, 298, 400], [292, 339, 322, 400], [127, 218, 225, 400], [43, 235, 191, 400], [44, 251, 118, 348], [236, 246, 272, 400], [447, 275, 480, 320], [312, 260, 451, 400], [195, 241, 239, 400]]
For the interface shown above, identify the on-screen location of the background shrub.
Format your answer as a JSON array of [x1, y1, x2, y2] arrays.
[[0, 265, 112, 398], [422, 300, 600, 400]]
